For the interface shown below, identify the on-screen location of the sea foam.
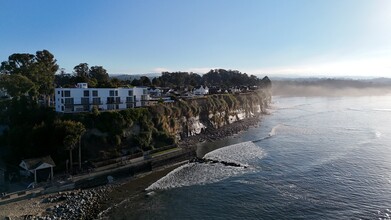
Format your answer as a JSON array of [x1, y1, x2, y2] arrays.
[[146, 141, 264, 191], [204, 141, 265, 167]]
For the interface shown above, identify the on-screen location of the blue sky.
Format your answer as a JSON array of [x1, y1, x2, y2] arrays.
[[1, 0, 390, 77]]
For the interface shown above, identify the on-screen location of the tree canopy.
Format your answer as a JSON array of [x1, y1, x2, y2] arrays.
[[54, 63, 114, 88], [0, 50, 58, 104], [55, 120, 86, 151], [150, 69, 268, 89]]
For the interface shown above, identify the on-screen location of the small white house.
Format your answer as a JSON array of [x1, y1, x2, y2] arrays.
[[20, 156, 56, 183], [193, 85, 209, 96], [55, 83, 151, 113]]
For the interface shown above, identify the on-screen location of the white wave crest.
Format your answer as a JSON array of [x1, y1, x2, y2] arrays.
[[146, 163, 246, 191], [204, 141, 265, 167], [268, 124, 315, 137], [146, 141, 265, 191]]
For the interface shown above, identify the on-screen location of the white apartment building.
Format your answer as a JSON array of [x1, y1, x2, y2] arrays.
[[55, 83, 150, 113]]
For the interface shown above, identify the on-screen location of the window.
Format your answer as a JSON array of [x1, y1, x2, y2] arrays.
[[92, 97, 101, 105], [84, 90, 89, 97], [141, 95, 149, 100], [64, 98, 74, 105], [115, 97, 121, 104], [81, 97, 89, 105], [128, 90, 133, 96], [109, 90, 116, 96], [92, 90, 98, 97], [107, 104, 115, 110], [64, 90, 71, 97], [126, 97, 133, 103], [107, 97, 115, 104], [57, 91, 60, 95]]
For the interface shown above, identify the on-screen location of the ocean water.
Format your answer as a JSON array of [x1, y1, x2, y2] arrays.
[[103, 96, 391, 219]]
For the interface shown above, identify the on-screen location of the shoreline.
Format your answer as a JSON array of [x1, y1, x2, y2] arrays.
[[0, 115, 263, 220], [98, 161, 185, 218], [0, 162, 186, 220]]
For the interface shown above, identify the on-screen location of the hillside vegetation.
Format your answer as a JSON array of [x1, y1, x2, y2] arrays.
[[0, 49, 271, 171]]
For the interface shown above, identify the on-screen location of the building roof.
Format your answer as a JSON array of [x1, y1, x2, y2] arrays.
[[20, 155, 56, 171]]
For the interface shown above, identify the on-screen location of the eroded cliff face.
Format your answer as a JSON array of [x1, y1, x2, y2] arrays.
[[150, 90, 271, 140], [67, 90, 271, 159]]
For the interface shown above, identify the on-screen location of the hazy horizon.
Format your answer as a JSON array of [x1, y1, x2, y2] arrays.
[[1, 0, 390, 77], [108, 72, 390, 80]]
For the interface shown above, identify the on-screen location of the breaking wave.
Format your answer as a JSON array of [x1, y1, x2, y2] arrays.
[[203, 141, 265, 167], [253, 123, 317, 143], [145, 163, 246, 191], [146, 142, 264, 191], [269, 124, 316, 137]]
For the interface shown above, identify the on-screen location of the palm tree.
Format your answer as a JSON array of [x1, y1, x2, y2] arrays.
[[63, 135, 77, 173], [59, 120, 86, 173]]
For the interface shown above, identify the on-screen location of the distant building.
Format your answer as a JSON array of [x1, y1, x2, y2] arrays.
[[19, 156, 56, 183], [55, 83, 150, 113], [229, 87, 241, 93], [193, 85, 209, 96], [148, 87, 162, 97]]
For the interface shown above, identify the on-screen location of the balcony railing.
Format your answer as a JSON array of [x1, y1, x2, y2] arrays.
[[106, 101, 123, 104], [64, 101, 103, 107]]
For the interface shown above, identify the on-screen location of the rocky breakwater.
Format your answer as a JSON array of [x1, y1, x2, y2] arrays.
[[22, 186, 113, 220]]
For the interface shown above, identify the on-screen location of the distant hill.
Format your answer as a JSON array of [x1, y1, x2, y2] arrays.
[[110, 73, 161, 81]]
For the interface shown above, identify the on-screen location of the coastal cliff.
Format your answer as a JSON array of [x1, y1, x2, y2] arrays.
[[149, 90, 271, 141], [69, 88, 271, 162]]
